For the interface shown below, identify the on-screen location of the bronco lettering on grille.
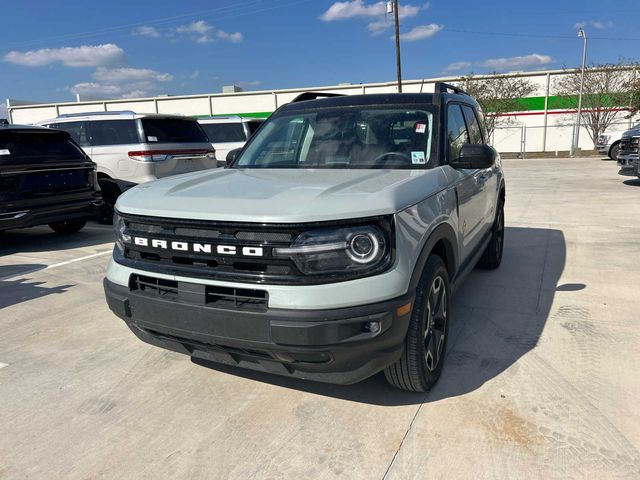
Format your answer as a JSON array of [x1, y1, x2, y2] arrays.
[[132, 237, 264, 257]]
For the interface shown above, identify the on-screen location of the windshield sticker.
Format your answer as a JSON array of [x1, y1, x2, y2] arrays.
[[0, 149, 10, 155], [415, 123, 426, 133], [411, 151, 426, 164], [147, 136, 158, 142]]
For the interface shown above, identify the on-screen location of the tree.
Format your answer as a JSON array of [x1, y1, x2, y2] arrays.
[[554, 62, 638, 147], [459, 73, 537, 140]]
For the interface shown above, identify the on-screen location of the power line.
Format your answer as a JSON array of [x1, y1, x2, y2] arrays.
[[1, 0, 314, 51], [445, 28, 640, 42]]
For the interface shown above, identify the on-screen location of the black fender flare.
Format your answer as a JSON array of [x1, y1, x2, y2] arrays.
[[408, 222, 458, 291]]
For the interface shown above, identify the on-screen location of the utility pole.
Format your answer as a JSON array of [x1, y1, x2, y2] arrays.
[[571, 27, 588, 156], [391, 0, 402, 92]]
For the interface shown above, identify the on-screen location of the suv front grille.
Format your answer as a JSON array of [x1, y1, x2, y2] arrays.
[[131, 274, 268, 311], [619, 137, 639, 154], [116, 212, 393, 285]]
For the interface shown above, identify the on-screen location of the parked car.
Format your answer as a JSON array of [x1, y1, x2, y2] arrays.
[[0, 124, 101, 233], [104, 84, 505, 392], [198, 116, 264, 163], [597, 123, 639, 160], [37, 112, 216, 220], [617, 134, 639, 175]]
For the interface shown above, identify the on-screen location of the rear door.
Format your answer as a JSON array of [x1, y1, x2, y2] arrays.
[[140, 117, 216, 177], [445, 103, 486, 262], [86, 119, 141, 180]]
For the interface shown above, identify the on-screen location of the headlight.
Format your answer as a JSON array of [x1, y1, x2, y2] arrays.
[[273, 225, 390, 275], [113, 212, 131, 252]]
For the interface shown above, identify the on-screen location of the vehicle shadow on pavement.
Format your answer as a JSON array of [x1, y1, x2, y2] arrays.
[[0, 264, 73, 309], [194, 226, 566, 406], [622, 179, 640, 187], [0, 224, 114, 256]]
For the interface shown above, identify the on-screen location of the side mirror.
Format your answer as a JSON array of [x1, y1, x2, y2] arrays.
[[452, 144, 496, 169], [226, 148, 242, 165]]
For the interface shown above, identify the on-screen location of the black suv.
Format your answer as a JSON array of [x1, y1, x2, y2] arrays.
[[0, 125, 101, 233]]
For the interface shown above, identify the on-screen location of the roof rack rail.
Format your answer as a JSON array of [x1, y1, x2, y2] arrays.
[[291, 92, 345, 103], [434, 82, 469, 96], [57, 110, 136, 119]]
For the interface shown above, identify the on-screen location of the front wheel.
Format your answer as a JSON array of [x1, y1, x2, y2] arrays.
[[49, 219, 86, 234], [609, 142, 620, 160], [385, 255, 450, 392]]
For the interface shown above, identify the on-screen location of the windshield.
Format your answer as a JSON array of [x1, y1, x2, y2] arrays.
[[141, 118, 209, 143], [234, 107, 434, 169]]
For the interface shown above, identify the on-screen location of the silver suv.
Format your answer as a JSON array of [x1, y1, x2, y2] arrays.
[[38, 112, 216, 218], [198, 116, 264, 163], [104, 84, 506, 392]]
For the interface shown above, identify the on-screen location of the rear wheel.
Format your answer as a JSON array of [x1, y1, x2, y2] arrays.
[[477, 197, 504, 269], [49, 219, 86, 234], [384, 255, 450, 392], [97, 178, 121, 224], [609, 142, 620, 160]]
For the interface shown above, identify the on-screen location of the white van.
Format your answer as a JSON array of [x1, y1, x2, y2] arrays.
[[38, 111, 216, 219], [198, 116, 264, 162]]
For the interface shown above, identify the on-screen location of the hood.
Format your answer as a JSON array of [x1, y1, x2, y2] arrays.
[[116, 167, 453, 223]]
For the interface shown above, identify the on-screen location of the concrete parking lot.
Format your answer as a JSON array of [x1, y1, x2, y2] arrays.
[[1, 157, 639, 479]]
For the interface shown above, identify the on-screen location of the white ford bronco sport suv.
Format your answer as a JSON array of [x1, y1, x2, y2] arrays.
[[104, 84, 506, 392]]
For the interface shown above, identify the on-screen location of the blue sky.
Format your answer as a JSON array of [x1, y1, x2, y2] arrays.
[[1, 0, 639, 110]]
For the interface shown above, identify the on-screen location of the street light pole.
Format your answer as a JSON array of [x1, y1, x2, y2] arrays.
[[572, 27, 588, 156], [392, 0, 402, 93]]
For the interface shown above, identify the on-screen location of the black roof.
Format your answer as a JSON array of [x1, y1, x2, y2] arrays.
[[280, 91, 477, 113], [0, 123, 53, 132]]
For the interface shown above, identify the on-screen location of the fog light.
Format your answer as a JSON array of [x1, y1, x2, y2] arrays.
[[365, 321, 380, 333]]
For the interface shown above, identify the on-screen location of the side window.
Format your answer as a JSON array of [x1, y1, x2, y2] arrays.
[[48, 121, 89, 147], [446, 104, 469, 162], [88, 120, 140, 146], [462, 105, 483, 144]]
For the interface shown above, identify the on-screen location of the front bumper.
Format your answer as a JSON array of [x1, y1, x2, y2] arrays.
[[596, 143, 610, 154], [0, 193, 102, 231], [104, 277, 414, 384], [617, 153, 638, 174]]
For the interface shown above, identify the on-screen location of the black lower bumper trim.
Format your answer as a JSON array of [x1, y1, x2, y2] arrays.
[[104, 278, 414, 384], [0, 195, 102, 231]]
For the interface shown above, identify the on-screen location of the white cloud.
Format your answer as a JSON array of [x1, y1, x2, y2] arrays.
[[133, 26, 161, 38], [444, 61, 472, 72], [70, 66, 173, 99], [186, 69, 200, 80], [320, 0, 428, 36], [173, 20, 243, 43], [70, 80, 165, 99], [217, 30, 243, 43], [573, 20, 613, 30], [92, 67, 172, 83], [590, 20, 613, 30], [4, 44, 126, 68], [175, 20, 214, 43], [481, 53, 553, 70], [397, 23, 442, 41]]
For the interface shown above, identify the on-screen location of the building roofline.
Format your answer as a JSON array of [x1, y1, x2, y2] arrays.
[[7, 65, 638, 112]]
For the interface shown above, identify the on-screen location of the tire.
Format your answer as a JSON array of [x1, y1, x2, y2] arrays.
[[97, 178, 120, 224], [609, 142, 620, 161], [384, 255, 450, 392], [49, 219, 86, 234], [477, 197, 504, 270]]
